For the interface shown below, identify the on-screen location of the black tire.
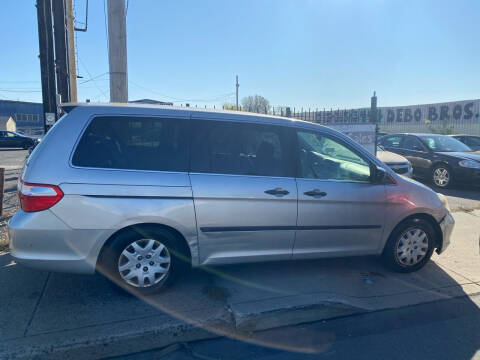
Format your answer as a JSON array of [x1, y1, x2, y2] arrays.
[[97, 226, 190, 296], [431, 164, 453, 189], [382, 218, 436, 273]]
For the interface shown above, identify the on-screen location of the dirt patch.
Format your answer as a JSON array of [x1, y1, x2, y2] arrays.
[[0, 215, 11, 252], [202, 285, 231, 303]]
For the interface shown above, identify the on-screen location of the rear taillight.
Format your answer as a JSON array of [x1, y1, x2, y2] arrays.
[[18, 181, 64, 212]]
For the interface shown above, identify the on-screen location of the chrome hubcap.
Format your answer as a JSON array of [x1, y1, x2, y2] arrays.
[[396, 228, 428, 266], [118, 239, 171, 288], [433, 168, 449, 187]]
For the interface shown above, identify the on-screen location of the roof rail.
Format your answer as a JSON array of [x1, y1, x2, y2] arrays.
[[60, 103, 79, 113]]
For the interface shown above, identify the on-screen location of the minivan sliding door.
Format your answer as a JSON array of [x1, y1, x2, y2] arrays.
[[189, 118, 297, 265]]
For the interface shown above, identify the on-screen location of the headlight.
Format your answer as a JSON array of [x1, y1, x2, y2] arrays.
[[437, 193, 451, 212], [458, 159, 480, 168]]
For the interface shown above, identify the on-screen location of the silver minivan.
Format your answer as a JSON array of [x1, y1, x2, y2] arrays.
[[9, 104, 454, 295]]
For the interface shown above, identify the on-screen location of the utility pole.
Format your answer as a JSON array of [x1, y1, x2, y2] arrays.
[[65, 0, 77, 102], [235, 75, 239, 110], [371, 91, 378, 156], [52, 0, 70, 103], [107, 0, 128, 103], [36, 0, 57, 133]]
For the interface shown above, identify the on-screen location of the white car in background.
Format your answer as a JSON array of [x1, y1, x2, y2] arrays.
[[377, 145, 413, 178]]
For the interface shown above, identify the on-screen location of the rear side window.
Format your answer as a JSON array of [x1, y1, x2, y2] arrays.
[[382, 135, 403, 148], [190, 120, 292, 177], [72, 116, 189, 171]]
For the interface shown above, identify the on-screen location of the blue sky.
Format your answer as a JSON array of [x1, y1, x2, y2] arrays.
[[1, 0, 479, 109]]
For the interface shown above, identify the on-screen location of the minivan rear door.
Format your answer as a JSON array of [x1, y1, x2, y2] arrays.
[[189, 117, 297, 265], [293, 129, 386, 258]]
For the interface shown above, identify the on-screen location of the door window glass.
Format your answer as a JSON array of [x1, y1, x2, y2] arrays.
[[72, 116, 189, 171], [297, 131, 371, 182], [382, 135, 403, 148], [466, 137, 480, 147], [402, 136, 425, 151], [190, 120, 291, 177]]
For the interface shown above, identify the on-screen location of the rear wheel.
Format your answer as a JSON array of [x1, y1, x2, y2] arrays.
[[382, 218, 435, 273], [98, 227, 189, 295]]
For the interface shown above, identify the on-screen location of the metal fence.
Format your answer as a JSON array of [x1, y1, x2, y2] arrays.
[[223, 100, 480, 136]]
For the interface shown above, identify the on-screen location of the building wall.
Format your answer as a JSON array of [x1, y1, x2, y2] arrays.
[[0, 100, 43, 135]]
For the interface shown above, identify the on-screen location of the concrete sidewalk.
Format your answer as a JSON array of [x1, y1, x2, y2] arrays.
[[1, 210, 479, 359]]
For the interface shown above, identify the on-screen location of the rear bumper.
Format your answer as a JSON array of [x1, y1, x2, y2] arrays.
[[437, 212, 455, 254], [8, 210, 107, 274]]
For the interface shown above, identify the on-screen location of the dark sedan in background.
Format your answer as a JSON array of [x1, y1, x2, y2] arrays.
[[379, 133, 480, 188], [450, 135, 480, 151], [0, 131, 37, 150]]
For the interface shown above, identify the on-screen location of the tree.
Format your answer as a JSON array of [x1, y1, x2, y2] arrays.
[[222, 103, 237, 111], [241, 95, 270, 114]]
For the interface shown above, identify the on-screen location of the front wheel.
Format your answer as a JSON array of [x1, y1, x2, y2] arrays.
[[382, 218, 435, 273], [432, 164, 452, 188], [97, 227, 188, 295]]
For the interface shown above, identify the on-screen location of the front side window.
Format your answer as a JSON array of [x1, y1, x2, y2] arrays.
[[190, 120, 291, 177], [72, 116, 189, 171], [466, 137, 480, 147], [418, 135, 471, 152], [402, 136, 425, 151], [297, 131, 371, 182]]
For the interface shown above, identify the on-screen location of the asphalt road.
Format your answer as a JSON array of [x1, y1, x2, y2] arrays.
[[116, 294, 480, 360], [1, 148, 477, 213]]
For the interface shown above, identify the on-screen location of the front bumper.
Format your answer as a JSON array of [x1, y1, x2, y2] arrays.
[[437, 212, 455, 254], [453, 167, 480, 186]]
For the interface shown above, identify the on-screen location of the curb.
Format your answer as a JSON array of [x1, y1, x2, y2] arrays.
[[2, 290, 479, 359]]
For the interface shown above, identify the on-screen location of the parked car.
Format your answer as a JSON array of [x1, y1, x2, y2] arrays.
[[0, 131, 37, 149], [450, 135, 480, 151], [376, 145, 412, 177], [9, 104, 454, 295], [379, 133, 480, 188]]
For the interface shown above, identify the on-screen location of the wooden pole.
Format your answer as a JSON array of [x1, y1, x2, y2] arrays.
[[0, 168, 5, 216]]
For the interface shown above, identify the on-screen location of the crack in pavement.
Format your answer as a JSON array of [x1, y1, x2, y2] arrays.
[[23, 272, 51, 337]]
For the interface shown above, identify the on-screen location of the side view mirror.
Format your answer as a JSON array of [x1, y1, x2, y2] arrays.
[[373, 166, 387, 184]]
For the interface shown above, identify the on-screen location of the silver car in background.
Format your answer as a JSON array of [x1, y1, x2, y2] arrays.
[[377, 145, 413, 178], [9, 104, 454, 295]]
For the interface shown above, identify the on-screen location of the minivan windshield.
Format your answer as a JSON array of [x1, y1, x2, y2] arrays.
[[418, 135, 472, 152]]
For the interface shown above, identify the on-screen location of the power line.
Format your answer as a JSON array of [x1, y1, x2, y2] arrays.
[[0, 92, 15, 100], [129, 80, 235, 103], [103, 0, 109, 59], [78, 72, 109, 84], [77, 56, 109, 100], [0, 80, 40, 84], [0, 89, 42, 93]]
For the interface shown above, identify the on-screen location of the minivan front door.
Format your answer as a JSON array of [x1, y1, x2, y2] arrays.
[[293, 130, 386, 259], [189, 118, 297, 265]]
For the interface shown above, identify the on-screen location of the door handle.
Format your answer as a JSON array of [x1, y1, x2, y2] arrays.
[[265, 187, 290, 196], [304, 189, 327, 197]]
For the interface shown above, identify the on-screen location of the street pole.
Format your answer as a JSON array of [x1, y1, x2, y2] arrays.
[[52, 0, 70, 104], [65, 0, 77, 102], [235, 75, 239, 110], [107, 0, 128, 103], [371, 91, 378, 156], [36, 0, 57, 133]]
